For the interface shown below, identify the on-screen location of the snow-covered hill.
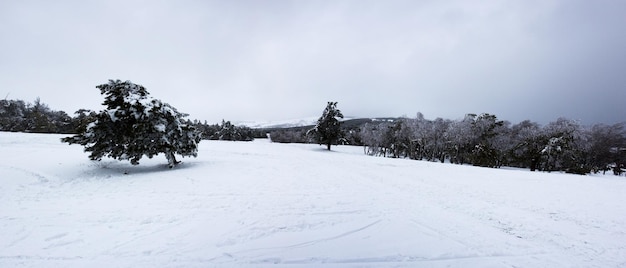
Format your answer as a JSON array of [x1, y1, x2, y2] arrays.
[[1, 132, 625, 267], [235, 117, 319, 129], [235, 116, 357, 129]]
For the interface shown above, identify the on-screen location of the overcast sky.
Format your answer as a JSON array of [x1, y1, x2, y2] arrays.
[[1, 0, 624, 125]]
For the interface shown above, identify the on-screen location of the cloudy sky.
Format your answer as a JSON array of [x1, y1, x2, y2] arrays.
[[1, 0, 624, 125]]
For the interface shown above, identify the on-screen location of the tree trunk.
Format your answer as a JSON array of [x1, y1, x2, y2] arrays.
[[327, 142, 331, 151], [530, 158, 538, 171], [166, 151, 180, 168]]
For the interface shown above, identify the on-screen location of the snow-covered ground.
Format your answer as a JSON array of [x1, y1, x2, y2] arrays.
[[1, 132, 625, 268]]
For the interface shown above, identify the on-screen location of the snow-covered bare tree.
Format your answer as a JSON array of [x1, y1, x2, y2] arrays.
[[541, 118, 586, 173], [469, 113, 504, 167], [360, 122, 388, 156], [490, 120, 512, 168], [383, 119, 413, 158], [308, 101, 344, 150], [430, 118, 451, 162], [587, 123, 626, 174], [446, 114, 476, 164], [61, 80, 201, 168], [509, 120, 546, 171]]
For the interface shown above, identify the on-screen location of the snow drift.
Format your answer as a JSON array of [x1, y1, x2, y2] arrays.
[[1, 132, 625, 267]]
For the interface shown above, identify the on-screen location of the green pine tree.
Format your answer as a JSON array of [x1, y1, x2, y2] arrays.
[[309, 102, 344, 150], [62, 80, 201, 168]]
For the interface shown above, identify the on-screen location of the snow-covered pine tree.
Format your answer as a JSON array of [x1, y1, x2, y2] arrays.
[[308, 101, 344, 150], [61, 80, 201, 168]]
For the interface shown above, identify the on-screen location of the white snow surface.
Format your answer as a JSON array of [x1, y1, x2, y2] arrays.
[[1, 132, 625, 268]]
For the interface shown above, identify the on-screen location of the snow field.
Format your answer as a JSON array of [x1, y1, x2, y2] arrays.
[[1, 132, 625, 267]]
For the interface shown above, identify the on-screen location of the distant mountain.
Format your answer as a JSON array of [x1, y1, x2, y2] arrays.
[[236, 116, 399, 129], [235, 117, 320, 129]]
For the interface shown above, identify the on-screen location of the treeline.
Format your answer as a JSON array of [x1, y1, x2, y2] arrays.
[[193, 120, 264, 141], [4, 98, 625, 175], [0, 98, 85, 133], [268, 127, 310, 143], [271, 113, 626, 175], [0, 98, 261, 141], [268, 118, 373, 144], [360, 113, 625, 175]]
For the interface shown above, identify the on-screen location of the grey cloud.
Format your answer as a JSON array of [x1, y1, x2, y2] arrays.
[[0, 0, 624, 125]]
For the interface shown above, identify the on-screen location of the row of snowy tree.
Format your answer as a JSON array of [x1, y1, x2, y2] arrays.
[[0, 98, 259, 141], [269, 128, 309, 143], [3, 90, 624, 174], [0, 98, 78, 133], [356, 113, 625, 175], [193, 120, 261, 141]]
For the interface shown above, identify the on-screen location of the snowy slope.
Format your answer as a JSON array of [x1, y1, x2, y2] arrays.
[[1, 132, 625, 268]]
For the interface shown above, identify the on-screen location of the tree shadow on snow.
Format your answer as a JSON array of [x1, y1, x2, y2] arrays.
[[86, 159, 200, 177], [310, 146, 339, 153]]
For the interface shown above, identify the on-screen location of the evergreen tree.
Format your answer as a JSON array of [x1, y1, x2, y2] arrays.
[[217, 120, 236, 140], [71, 109, 98, 134], [28, 97, 56, 133], [62, 80, 201, 168], [0, 99, 27, 131], [308, 102, 344, 150]]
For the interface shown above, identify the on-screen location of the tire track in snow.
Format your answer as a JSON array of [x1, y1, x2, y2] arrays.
[[224, 219, 382, 256], [341, 160, 549, 261], [0, 255, 83, 261], [415, 177, 623, 267], [280, 251, 552, 265], [2, 165, 51, 183], [367, 165, 625, 268], [45, 232, 68, 241]]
